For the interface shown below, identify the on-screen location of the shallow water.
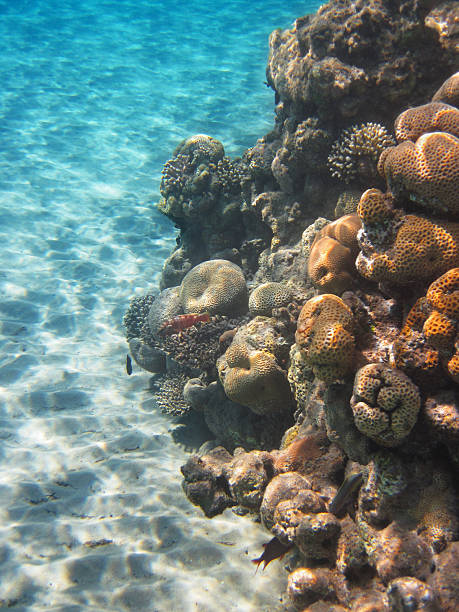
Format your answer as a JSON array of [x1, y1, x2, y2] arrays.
[[0, 1, 322, 610]]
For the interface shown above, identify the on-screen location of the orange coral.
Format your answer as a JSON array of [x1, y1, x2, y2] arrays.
[[426, 267, 459, 317], [357, 188, 394, 225], [356, 214, 459, 285], [432, 72, 459, 107], [394, 102, 459, 143], [394, 270, 459, 385], [378, 132, 459, 215], [308, 214, 361, 294], [295, 294, 355, 383]]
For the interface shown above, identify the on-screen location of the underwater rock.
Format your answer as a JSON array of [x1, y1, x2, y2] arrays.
[[287, 567, 338, 609], [180, 446, 235, 518], [429, 542, 459, 612], [387, 577, 438, 612]]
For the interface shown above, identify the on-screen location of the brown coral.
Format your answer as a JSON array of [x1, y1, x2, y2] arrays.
[[394, 102, 459, 143], [308, 214, 362, 294], [248, 282, 292, 316], [295, 294, 356, 383], [378, 131, 459, 215], [426, 267, 459, 317], [217, 342, 291, 415], [350, 364, 421, 447], [357, 188, 394, 225], [179, 259, 248, 316], [432, 71, 459, 107], [356, 213, 459, 285]]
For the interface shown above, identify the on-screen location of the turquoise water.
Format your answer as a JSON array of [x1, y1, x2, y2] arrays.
[[0, 1, 322, 610]]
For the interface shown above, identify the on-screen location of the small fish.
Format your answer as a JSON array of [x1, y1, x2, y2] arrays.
[[126, 354, 132, 375], [251, 536, 293, 572], [159, 312, 211, 335], [329, 471, 364, 516]]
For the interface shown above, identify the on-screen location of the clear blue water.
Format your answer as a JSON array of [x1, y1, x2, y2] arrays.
[[0, 1, 322, 610]]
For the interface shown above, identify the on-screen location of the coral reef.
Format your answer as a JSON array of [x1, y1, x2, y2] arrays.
[[123, 3, 459, 607]]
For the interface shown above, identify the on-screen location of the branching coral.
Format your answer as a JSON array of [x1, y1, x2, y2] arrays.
[[123, 294, 156, 340], [350, 364, 421, 447], [295, 294, 356, 383], [327, 122, 395, 183]]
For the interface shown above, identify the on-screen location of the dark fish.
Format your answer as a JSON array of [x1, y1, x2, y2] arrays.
[[126, 354, 132, 375], [251, 536, 293, 572], [329, 471, 364, 516]]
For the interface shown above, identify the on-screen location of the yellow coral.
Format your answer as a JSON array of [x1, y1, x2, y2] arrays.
[[295, 294, 355, 383], [378, 132, 459, 215], [248, 282, 292, 316], [350, 364, 421, 447], [308, 214, 361, 294], [356, 214, 459, 285], [394, 102, 459, 143], [179, 259, 248, 315]]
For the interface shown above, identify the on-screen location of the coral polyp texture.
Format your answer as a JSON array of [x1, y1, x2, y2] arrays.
[[295, 294, 356, 383], [378, 131, 459, 215], [356, 209, 459, 285], [327, 123, 395, 183], [308, 213, 361, 294], [179, 259, 248, 316], [432, 71, 459, 107], [217, 317, 292, 415], [394, 102, 459, 143], [350, 364, 421, 447], [394, 269, 459, 385], [248, 282, 292, 316]]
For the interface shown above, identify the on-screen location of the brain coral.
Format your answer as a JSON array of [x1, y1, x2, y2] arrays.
[[350, 364, 421, 447], [328, 123, 395, 183], [356, 213, 459, 285], [308, 214, 362, 294], [378, 131, 459, 215], [295, 294, 355, 383], [179, 259, 248, 316], [248, 282, 292, 316], [432, 72, 459, 107], [217, 317, 292, 415], [394, 102, 459, 143]]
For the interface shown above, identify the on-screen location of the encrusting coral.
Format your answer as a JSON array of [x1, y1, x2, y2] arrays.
[[307, 214, 361, 294], [295, 294, 356, 383], [350, 363, 421, 447], [327, 122, 395, 184]]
